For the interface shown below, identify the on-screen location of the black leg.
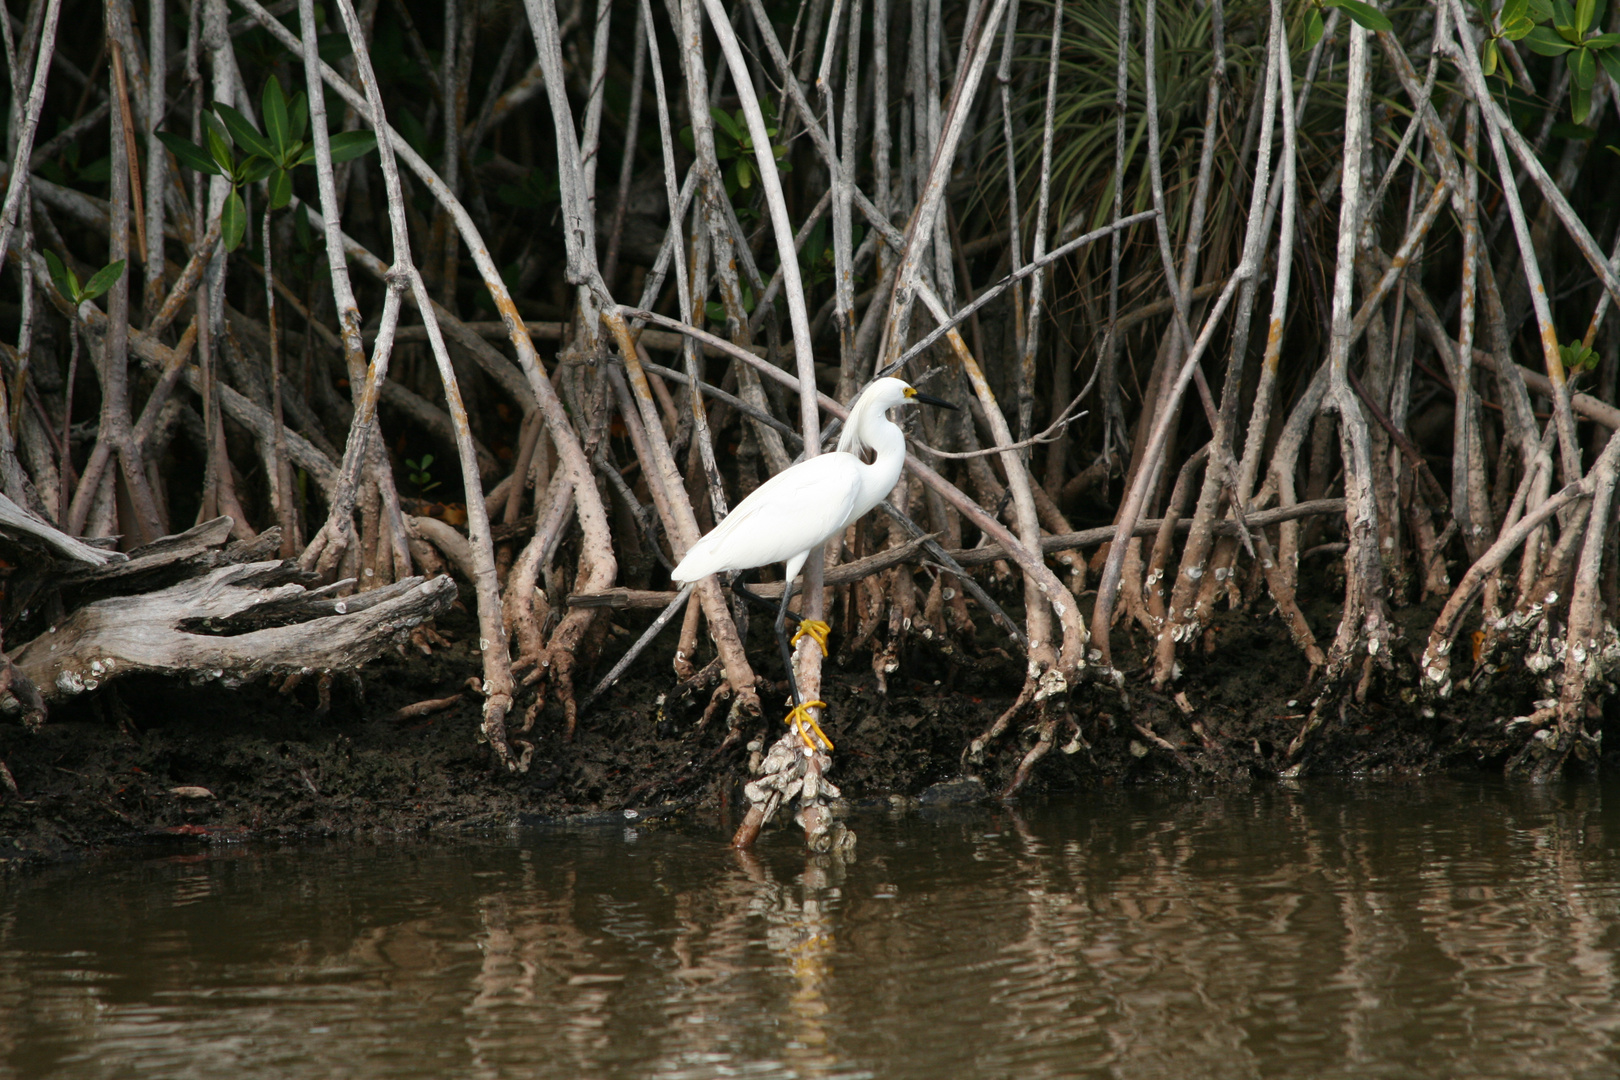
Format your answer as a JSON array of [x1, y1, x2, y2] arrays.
[[728, 571, 803, 628], [727, 571, 803, 704], [729, 571, 832, 751], [773, 576, 803, 706]]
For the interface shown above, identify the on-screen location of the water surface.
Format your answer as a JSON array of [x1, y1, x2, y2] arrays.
[[3, 778, 1619, 1078]]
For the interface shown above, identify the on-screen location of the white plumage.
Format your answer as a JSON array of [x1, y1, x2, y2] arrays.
[[669, 376, 954, 750], [671, 377, 930, 590]]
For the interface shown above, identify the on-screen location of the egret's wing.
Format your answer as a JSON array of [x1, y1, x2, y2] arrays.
[[671, 455, 862, 580]]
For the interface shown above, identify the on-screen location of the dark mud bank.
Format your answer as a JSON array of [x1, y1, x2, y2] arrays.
[[2, 595, 1614, 869]]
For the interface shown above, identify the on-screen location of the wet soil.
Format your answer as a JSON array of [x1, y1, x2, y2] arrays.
[[1, 580, 1612, 869]]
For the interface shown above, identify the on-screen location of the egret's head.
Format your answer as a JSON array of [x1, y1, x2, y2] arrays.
[[838, 377, 958, 455], [866, 377, 957, 412]]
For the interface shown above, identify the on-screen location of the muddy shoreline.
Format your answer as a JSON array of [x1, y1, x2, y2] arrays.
[[1, 586, 1608, 871]]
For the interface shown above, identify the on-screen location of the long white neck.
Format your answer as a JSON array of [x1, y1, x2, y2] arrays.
[[848, 410, 907, 520]]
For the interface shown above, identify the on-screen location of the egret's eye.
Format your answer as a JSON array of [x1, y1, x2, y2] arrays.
[[903, 387, 917, 399]]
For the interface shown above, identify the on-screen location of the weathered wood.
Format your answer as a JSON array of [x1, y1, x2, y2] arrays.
[[8, 563, 455, 704], [56, 515, 233, 584], [50, 520, 289, 608], [0, 491, 121, 566]]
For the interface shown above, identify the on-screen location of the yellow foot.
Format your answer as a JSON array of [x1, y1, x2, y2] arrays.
[[790, 619, 832, 657], [785, 700, 834, 752]]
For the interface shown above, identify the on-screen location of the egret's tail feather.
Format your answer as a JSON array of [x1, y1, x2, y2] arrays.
[[670, 539, 725, 583]]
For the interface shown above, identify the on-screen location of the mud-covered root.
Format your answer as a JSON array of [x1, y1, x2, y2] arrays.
[[556, 667, 581, 743], [479, 691, 519, 770], [314, 672, 334, 719], [1288, 623, 1408, 760], [1319, 465, 1398, 701], [1000, 699, 1065, 798], [509, 605, 596, 741], [1417, 481, 1587, 698], [965, 654, 1086, 793], [1517, 441, 1620, 779], [668, 655, 723, 713], [381, 685, 472, 724], [699, 678, 737, 729], [865, 567, 919, 696], [1286, 698, 1337, 760], [1253, 531, 1326, 674], [407, 624, 454, 656], [1471, 595, 1615, 781], [963, 682, 1034, 768], [1507, 722, 1604, 780], [1413, 438, 1620, 778]]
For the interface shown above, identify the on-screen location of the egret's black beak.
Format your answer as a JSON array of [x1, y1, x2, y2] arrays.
[[911, 391, 958, 410]]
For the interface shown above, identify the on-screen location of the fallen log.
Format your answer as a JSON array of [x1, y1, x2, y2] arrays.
[[0, 492, 119, 566], [9, 562, 455, 704], [0, 508, 456, 715]]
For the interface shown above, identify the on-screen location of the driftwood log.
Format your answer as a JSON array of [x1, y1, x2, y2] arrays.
[[0, 493, 121, 568], [0, 508, 456, 716], [12, 563, 454, 703]]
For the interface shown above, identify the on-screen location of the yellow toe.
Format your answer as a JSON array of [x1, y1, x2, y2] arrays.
[[791, 619, 832, 657], [785, 700, 833, 752]]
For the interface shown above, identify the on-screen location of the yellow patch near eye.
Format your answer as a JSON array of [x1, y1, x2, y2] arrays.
[[903, 387, 917, 398]]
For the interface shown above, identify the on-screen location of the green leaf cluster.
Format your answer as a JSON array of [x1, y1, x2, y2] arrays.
[[1501, 0, 1619, 123], [156, 76, 377, 251], [1560, 337, 1601, 371], [1305, 0, 1394, 49], [679, 100, 792, 204], [1477, 0, 1545, 84], [406, 455, 441, 494], [43, 250, 125, 308]]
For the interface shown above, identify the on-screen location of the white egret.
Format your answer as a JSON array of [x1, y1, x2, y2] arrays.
[[671, 377, 956, 751]]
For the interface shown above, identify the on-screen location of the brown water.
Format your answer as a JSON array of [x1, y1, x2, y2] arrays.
[[2, 778, 1620, 1078]]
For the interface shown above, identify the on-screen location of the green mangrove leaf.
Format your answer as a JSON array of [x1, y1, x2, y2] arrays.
[[156, 131, 222, 176], [42, 249, 74, 301], [1325, 0, 1393, 32], [1524, 25, 1577, 53], [1570, 44, 1597, 89], [326, 130, 377, 163], [262, 76, 290, 157], [268, 167, 293, 210], [213, 103, 274, 160], [222, 190, 247, 252], [79, 260, 126, 303]]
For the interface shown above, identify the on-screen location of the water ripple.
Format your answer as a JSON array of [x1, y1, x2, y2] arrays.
[[1, 780, 1619, 1079]]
